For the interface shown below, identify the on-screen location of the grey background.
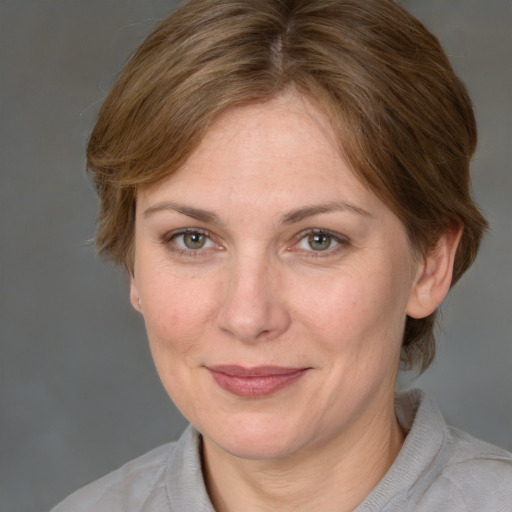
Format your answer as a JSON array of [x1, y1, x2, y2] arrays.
[[1, 1, 510, 511]]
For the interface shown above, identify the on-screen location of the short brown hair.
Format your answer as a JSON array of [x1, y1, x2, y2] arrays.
[[87, 0, 488, 371]]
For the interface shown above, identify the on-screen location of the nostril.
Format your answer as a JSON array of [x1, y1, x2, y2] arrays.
[[217, 298, 291, 343]]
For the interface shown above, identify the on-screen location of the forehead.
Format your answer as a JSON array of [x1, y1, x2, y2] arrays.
[[137, 91, 378, 214], [193, 92, 339, 161]]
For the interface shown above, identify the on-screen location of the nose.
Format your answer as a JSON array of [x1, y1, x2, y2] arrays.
[[217, 255, 291, 343]]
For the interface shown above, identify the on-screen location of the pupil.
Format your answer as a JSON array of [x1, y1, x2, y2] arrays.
[[184, 232, 205, 249], [308, 233, 331, 251]]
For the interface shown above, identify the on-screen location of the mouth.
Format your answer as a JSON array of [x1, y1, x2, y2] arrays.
[[207, 365, 310, 397]]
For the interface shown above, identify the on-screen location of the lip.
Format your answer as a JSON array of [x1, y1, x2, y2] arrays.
[[207, 365, 310, 397]]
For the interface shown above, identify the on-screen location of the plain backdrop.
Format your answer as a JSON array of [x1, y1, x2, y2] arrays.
[[1, 1, 511, 511]]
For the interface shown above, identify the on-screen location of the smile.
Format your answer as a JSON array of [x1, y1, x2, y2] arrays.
[[207, 365, 310, 398]]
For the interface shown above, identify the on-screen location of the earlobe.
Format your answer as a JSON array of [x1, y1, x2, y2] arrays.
[[130, 278, 142, 313], [406, 225, 463, 319]]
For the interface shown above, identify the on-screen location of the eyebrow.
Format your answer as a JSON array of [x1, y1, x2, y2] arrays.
[[279, 201, 372, 225], [143, 201, 225, 225], [143, 200, 371, 225]]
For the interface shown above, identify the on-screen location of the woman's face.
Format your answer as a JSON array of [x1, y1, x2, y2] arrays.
[[131, 92, 423, 461]]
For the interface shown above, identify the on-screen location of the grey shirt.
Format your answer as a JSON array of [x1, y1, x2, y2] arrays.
[[51, 389, 512, 511]]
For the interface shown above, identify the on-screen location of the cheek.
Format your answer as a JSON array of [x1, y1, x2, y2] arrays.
[[291, 269, 362, 328], [289, 261, 409, 357], [139, 266, 222, 356]]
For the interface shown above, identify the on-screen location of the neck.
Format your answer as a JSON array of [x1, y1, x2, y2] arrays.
[[202, 390, 404, 512]]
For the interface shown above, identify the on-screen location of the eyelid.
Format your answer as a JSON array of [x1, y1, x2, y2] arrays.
[[162, 228, 223, 254], [288, 229, 350, 255], [163, 227, 209, 241]]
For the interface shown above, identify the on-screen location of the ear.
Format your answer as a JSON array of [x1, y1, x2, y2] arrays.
[[130, 277, 142, 313], [406, 225, 463, 319]]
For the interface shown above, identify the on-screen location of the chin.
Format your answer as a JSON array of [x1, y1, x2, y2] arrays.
[[200, 412, 315, 461]]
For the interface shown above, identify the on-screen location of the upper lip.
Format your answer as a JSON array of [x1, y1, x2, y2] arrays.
[[208, 365, 309, 377]]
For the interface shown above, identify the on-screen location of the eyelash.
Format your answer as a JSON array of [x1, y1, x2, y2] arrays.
[[161, 228, 350, 258], [162, 228, 220, 257], [290, 229, 350, 257]]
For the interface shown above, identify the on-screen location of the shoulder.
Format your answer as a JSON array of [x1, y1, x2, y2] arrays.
[[385, 389, 512, 512], [51, 426, 214, 512], [427, 427, 512, 510], [50, 441, 176, 512]]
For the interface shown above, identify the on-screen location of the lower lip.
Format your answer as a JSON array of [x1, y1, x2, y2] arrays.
[[208, 368, 309, 398]]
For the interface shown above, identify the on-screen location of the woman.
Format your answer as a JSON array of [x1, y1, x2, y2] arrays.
[[52, 0, 512, 510]]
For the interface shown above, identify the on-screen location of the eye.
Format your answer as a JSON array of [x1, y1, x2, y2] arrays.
[[304, 233, 337, 251], [292, 230, 348, 255], [166, 229, 218, 253], [178, 232, 209, 250]]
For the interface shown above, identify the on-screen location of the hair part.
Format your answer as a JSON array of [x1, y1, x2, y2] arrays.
[[87, 0, 488, 371]]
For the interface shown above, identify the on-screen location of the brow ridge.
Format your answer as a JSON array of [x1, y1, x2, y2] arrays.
[[143, 200, 371, 226], [143, 201, 224, 225], [279, 201, 371, 225]]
